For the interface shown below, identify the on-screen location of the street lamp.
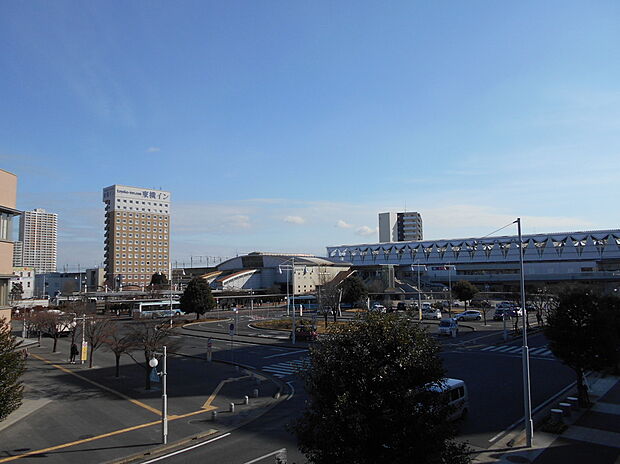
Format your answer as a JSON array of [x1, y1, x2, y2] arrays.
[[411, 262, 427, 321], [515, 217, 533, 447], [149, 346, 168, 445], [279, 257, 298, 344]]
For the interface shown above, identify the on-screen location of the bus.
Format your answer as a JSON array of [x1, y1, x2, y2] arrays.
[[288, 295, 319, 310], [131, 300, 183, 319]]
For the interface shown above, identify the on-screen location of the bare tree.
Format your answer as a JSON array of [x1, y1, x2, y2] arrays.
[[85, 318, 113, 368], [318, 269, 343, 326], [103, 324, 136, 377], [30, 310, 74, 353], [128, 322, 176, 390]]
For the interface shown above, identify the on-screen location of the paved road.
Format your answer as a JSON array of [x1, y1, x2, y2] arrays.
[[148, 319, 573, 463]]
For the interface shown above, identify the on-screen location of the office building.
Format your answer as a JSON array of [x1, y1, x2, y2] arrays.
[[103, 185, 171, 290], [0, 169, 20, 322], [378, 211, 423, 242], [17, 208, 58, 272]]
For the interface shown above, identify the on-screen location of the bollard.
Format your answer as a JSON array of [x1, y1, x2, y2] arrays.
[[559, 402, 572, 417], [211, 411, 217, 421], [229, 402, 235, 413], [252, 388, 259, 398], [244, 395, 249, 405]]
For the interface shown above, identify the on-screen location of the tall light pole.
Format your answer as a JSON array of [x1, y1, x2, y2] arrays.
[[150, 346, 168, 444], [448, 263, 453, 317], [279, 257, 296, 344], [516, 217, 533, 447], [411, 262, 426, 321]]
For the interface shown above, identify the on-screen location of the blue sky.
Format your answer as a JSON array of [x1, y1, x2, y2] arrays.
[[2, 1, 620, 270]]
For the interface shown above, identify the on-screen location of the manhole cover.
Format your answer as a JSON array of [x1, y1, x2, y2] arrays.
[[506, 456, 531, 463]]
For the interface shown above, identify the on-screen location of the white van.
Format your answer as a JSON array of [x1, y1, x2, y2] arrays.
[[430, 378, 469, 420]]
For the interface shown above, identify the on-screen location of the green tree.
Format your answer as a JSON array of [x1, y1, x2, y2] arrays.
[[293, 313, 470, 464], [180, 278, 216, 320], [0, 319, 26, 422], [545, 288, 620, 406], [452, 281, 479, 310], [340, 275, 368, 307], [9, 282, 24, 302], [149, 272, 169, 291]]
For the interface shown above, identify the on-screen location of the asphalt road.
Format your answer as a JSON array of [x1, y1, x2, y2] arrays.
[[145, 314, 574, 463]]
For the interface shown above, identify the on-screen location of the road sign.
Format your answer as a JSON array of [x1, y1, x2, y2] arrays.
[[229, 323, 235, 336], [207, 337, 213, 362], [150, 367, 160, 383], [81, 341, 88, 362]]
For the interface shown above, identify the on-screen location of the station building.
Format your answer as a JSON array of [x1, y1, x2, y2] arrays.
[[327, 229, 620, 291]]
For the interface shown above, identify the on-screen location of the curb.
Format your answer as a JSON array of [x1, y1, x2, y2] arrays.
[[106, 428, 220, 464]]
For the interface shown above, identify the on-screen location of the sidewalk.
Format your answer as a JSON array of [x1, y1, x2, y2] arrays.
[[475, 374, 620, 464], [0, 334, 283, 464]]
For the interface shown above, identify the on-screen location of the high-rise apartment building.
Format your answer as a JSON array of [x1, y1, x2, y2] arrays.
[[378, 211, 423, 242], [103, 185, 171, 290], [17, 208, 58, 273]]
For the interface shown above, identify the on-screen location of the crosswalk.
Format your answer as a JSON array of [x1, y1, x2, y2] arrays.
[[261, 358, 310, 378], [477, 344, 554, 358]]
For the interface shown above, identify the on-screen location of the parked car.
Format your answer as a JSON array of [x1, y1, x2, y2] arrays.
[[422, 308, 442, 320], [291, 325, 318, 341], [493, 307, 522, 320], [370, 304, 386, 313], [428, 378, 469, 421], [454, 310, 482, 321], [396, 302, 408, 312], [438, 318, 459, 336]]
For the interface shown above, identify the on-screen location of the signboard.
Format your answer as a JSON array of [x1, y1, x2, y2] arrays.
[[229, 323, 235, 336], [207, 338, 212, 362], [150, 367, 160, 383], [81, 341, 88, 362]]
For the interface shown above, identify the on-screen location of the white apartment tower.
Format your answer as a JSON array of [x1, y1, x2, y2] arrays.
[[378, 211, 423, 242], [103, 185, 171, 290], [16, 209, 58, 272]]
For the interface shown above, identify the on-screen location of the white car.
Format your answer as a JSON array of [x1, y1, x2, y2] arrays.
[[454, 310, 482, 321], [370, 304, 386, 314], [422, 309, 442, 320], [438, 318, 459, 336]]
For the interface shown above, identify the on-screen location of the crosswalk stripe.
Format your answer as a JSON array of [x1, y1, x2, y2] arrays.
[[481, 346, 495, 351], [530, 347, 546, 355], [505, 346, 523, 353], [493, 346, 515, 352], [540, 349, 552, 356]]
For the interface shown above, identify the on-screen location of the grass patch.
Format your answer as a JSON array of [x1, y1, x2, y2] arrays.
[[253, 318, 349, 334]]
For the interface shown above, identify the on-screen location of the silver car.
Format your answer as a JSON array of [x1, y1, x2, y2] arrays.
[[422, 309, 442, 320], [454, 310, 482, 321]]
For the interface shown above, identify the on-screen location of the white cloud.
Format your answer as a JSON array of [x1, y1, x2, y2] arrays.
[[356, 225, 377, 237], [146, 147, 161, 153], [336, 220, 353, 229], [284, 215, 306, 225]]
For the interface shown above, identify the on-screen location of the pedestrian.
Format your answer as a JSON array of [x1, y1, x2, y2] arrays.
[[536, 311, 543, 327], [70, 342, 79, 364]]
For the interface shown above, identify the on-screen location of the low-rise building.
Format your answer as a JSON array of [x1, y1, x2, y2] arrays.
[[0, 169, 20, 322], [11, 267, 35, 299]]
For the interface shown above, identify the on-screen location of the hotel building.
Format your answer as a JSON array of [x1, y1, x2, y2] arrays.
[[102, 185, 171, 290]]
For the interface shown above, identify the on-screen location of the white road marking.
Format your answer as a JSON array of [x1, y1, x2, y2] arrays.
[[265, 349, 309, 359], [286, 381, 295, 401], [242, 448, 287, 464], [141, 432, 231, 463]]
